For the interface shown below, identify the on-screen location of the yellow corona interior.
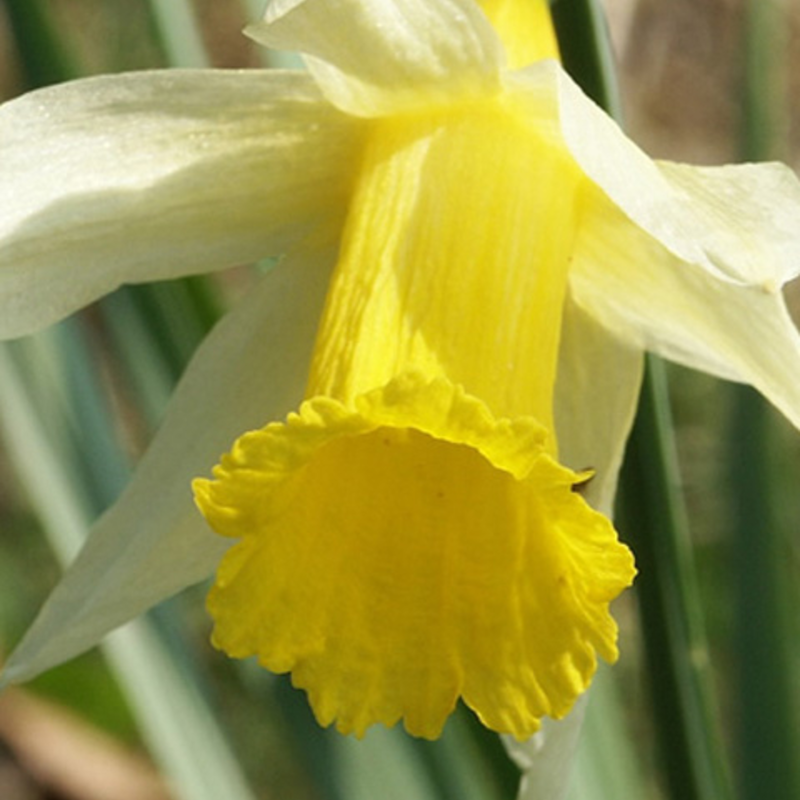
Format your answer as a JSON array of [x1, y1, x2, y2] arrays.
[[196, 375, 634, 739]]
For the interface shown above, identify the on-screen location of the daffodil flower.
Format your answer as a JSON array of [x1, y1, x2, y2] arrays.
[[3, 0, 800, 754]]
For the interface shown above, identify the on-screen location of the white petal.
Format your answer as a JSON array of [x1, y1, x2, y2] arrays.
[[0, 70, 364, 338], [511, 61, 800, 431], [555, 297, 643, 516], [248, 0, 503, 116], [655, 160, 800, 287], [504, 695, 588, 800], [510, 62, 772, 286], [550, 62, 800, 288], [569, 178, 800, 431], [0, 245, 336, 685]]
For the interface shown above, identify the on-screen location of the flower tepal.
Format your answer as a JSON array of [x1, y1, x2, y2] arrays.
[[194, 78, 636, 739]]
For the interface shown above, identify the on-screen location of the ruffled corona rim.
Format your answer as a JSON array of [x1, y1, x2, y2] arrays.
[[194, 373, 636, 739]]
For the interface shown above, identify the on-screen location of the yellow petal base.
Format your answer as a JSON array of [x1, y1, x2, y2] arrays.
[[478, 0, 560, 67], [194, 374, 635, 739]]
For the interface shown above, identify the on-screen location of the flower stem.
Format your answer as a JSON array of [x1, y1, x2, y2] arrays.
[[3, 0, 78, 87], [551, 0, 621, 115], [618, 358, 733, 800], [732, 2, 800, 798], [727, 387, 800, 800]]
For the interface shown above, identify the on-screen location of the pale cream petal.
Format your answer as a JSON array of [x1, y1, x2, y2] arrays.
[[549, 61, 800, 287], [248, 0, 503, 116], [555, 297, 643, 516], [655, 160, 800, 287], [569, 180, 800, 431], [0, 246, 336, 685], [510, 62, 786, 286], [503, 695, 588, 800], [510, 61, 800, 430], [0, 70, 364, 338]]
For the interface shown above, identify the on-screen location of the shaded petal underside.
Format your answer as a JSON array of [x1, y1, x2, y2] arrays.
[[0, 246, 336, 685], [0, 70, 363, 338], [554, 296, 644, 516], [504, 694, 588, 800]]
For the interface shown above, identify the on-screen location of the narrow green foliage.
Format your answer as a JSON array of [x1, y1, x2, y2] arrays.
[[4, 0, 78, 87], [146, 0, 210, 68], [619, 359, 734, 800], [732, 3, 800, 798]]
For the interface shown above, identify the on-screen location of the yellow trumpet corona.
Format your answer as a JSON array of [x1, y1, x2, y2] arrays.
[[195, 55, 635, 739]]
